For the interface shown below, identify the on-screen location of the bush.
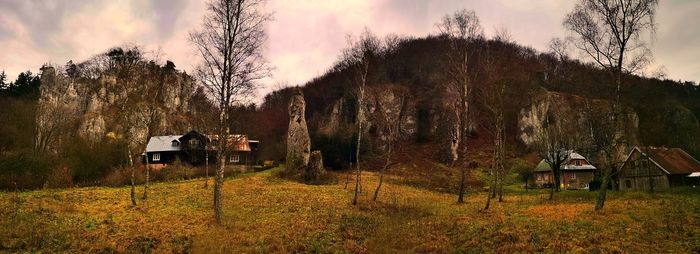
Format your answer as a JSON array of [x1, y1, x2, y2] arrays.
[[100, 167, 145, 187], [0, 151, 54, 190], [64, 138, 128, 185], [151, 159, 194, 182]]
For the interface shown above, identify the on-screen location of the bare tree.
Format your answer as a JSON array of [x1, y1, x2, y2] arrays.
[[340, 29, 381, 206], [548, 37, 570, 62], [479, 27, 526, 208], [480, 48, 507, 209], [372, 87, 405, 201], [190, 0, 271, 223], [564, 0, 658, 210], [103, 47, 143, 207], [532, 107, 574, 199], [436, 9, 483, 204]]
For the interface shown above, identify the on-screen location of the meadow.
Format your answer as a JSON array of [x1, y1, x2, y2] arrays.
[[1, 167, 699, 253]]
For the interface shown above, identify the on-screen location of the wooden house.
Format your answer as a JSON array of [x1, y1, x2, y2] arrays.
[[144, 130, 259, 168], [618, 147, 700, 191], [144, 135, 183, 165], [207, 134, 259, 166], [533, 152, 598, 189]]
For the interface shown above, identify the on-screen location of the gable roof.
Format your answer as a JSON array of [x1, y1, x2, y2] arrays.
[[146, 135, 183, 152], [534, 152, 597, 172], [208, 134, 251, 152], [625, 147, 700, 175], [146, 132, 255, 153]]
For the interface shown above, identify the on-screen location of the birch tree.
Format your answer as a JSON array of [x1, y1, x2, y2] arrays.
[[564, 0, 658, 210], [189, 0, 271, 223], [340, 29, 380, 206], [372, 87, 405, 201], [436, 9, 483, 203]]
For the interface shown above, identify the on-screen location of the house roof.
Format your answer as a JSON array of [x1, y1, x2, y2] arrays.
[[627, 147, 700, 175], [208, 134, 251, 152], [146, 131, 256, 153], [534, 152, 597, 172], [146, 135, 183, 152]]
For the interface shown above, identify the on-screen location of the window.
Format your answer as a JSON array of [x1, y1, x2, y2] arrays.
[[575, 160, 582, 166], [172, 140, 179, 147], [189, 139, 199, 146], [153, 153, 160, 161], [571, 172, 576, 179], [230, 154, 240, 163]]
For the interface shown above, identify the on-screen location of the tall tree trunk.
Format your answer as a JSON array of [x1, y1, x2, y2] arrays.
[[549, 180, 555, 200], [596, 157, 613, 211], [143, 151, 149, 200], [457, 167, 466, 203], [596, 167, 611, 210], [214, 110, 227, 224], [352, 87, 364, 206], [128, 149, 136, 207], [525, 176, 528, 192], [484, 172, 495, 210], [204, 150, 209, 188], [344, 162, 351, 189], [554, 167, 561, 192], [373, 147, 391, 201]]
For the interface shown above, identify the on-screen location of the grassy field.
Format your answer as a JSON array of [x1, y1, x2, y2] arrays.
[[1, 167, 699, 253]]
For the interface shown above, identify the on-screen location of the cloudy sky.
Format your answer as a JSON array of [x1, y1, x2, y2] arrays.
[[0, 0, 698, 99]]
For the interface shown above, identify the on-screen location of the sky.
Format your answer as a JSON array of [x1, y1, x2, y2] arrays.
[[0, 0, 698, 101]]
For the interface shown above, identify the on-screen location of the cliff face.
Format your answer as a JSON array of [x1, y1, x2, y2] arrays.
[[518, 90, 639, 160], [35, 66, 194, 151], [311, 84, 418, 152]]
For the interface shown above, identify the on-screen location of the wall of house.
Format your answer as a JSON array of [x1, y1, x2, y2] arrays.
[[147, 151, 178, 164], [620, 175, 670, 191], [562, 171, 595, 189], [620, 150, 671, 191], [534, 171, 595, 189], [568, 159, 587, 166]]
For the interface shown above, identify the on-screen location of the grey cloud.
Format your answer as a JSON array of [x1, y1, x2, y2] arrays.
[[0, 0, 93, 48], [148, 0, 187, 40]]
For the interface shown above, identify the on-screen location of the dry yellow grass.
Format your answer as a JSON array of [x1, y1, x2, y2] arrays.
[[1, 167, 699, 253]]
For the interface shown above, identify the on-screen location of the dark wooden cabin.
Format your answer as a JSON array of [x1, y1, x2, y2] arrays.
[[619, 147, 700, 191], [145, 130, 259, 168]]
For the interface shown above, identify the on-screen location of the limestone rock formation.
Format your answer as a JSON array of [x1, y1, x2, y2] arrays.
[[314, 84, 415, 153], [35, 64, 194, 151], [286, 89, 311, 172], [518, 91, 639, 160], [306, 150, 325, 181]]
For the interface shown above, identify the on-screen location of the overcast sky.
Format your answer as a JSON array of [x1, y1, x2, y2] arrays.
[[0, 0, 698, 100]]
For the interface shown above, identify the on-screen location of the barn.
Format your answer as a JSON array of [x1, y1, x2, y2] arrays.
[[618, 146, 700, 191]]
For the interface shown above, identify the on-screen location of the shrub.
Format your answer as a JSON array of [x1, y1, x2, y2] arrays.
[[64, 138, 128, 185], [0, 150, 53, 190]]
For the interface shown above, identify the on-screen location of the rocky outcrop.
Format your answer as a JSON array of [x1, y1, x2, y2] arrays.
[[518, 90, 639, 154], [306, 150, 325, 181], [35, 65, 194, 151], [286, 89, 311, 172], [313, 84, 415, 152]]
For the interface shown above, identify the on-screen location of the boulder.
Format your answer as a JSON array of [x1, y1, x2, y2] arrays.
[[306, 150, 325, 181], [286, 89, 311, 172]]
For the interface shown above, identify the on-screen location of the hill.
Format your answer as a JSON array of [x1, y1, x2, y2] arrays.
[[236, 36, 700, 170], [1, 168, 699, 253]]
